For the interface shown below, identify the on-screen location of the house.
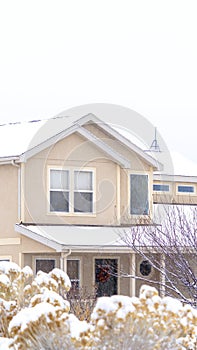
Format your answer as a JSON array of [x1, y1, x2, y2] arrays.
[[0, 112, 197, 297]]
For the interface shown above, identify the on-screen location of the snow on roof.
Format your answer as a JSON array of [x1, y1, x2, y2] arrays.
[[0, 115, 78, 158], [170, 151, 197, 177], [0, 113, 159, 169], [15, 223, 132, 251], [0, 113, 196, 176]]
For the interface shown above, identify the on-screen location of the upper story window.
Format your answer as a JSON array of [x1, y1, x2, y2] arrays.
[[130, 174, 149, 215], [153, 184, 170, 192], [50, 170, 70, 212], [49, 168, 94, 214], [177, 184, 195, 194], [74, 171, 93, 213]]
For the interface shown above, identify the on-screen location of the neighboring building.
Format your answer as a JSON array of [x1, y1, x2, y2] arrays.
[[0, 113, 197, 297]]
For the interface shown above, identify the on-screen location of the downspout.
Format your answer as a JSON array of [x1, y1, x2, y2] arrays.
[[60, 249, 72, 272]]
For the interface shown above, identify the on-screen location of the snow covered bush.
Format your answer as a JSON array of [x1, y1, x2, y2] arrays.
[[0, 261, 71, 338], [90, 285, 197, 349], [0, 261, 33, 337], [0, 261, 197, 349], [67, 285, 97, 321], [8, 302, 90, 349]]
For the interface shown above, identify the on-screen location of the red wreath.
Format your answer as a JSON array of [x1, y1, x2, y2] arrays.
[[97, 265, 110, 283]]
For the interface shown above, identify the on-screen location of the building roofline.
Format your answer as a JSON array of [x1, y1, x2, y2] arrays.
[[154, 173, 197, 183], [0, 113, 161, 170]]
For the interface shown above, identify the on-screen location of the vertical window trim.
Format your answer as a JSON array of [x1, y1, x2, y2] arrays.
[[129, 172, 150, 216], [48, 167, 96, 215]]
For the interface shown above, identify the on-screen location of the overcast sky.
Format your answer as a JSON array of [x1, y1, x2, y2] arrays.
[[0, 1, 197, 163]]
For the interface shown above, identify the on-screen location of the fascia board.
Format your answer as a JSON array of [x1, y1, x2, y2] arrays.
[[154, 173, 197, 183], [15, 224, 63, 252], [17, 112, 160, 170], [62, 247, 134, 253], [18, 120, 131, 168], [78, 114, 161, 170], [18, 114, 99, 161], [77, 127, 131, 168], [19, 124, 79, 162], [101, 125, 161, 170]]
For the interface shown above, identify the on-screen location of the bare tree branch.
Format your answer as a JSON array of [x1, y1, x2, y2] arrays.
[[120, 204, 197, 306]]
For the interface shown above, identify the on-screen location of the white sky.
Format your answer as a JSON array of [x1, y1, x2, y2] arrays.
[[0, 0, 197, 163]]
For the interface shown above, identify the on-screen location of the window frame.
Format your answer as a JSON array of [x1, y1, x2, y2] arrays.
[[33, 256, 58, 275], [138, 258, 154, 278], [50, 169, 70, 213], [0, 256, 11, 262], [93, 256, 120, 295], [176, 183, 196, 196], [153, 182, 170, 193], [48, 166, 96, 216], [67, 258, 81, 289], [128, 172, 150, 216]]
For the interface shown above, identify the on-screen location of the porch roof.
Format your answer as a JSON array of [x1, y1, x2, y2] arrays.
[[15, 204, 197, 252], [15, 223, 138, 253]]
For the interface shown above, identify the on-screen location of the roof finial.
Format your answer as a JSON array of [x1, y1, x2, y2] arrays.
[[149, 127, 161, 152]]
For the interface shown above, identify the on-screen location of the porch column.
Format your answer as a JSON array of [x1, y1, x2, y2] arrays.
[[130, 252, 136, 296], [160, 254, 166, 297], [60, 250, 71, 272]]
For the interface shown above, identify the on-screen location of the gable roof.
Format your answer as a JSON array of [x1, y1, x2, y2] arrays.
[[0, 113, 160, 170]]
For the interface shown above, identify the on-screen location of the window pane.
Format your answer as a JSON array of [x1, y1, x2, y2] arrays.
[[178, 185, 194, 193], [50, 191, 69, 212], [36, 259, 55, 273], [67, 260, 79, 280], [95, 259, 118, 297], [74, 171, 92, 191], [140, 260, 152, 276], [50, 170, 69, 190], [153, 184, 169, 192], [74, 192, 93, 212], [130, 174, 149, 215]]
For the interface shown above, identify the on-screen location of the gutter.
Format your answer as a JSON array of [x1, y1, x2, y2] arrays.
[[0, 157, 20, 165]]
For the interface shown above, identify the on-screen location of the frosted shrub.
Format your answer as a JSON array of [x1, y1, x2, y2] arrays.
[[9, 303, 78, 349], [90, 285, 197, 349], [0, 261, 71, 338], [0, 262, 197, 349], [0, 262, 33, 337]]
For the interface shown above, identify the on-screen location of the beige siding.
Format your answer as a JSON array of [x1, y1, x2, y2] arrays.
[[153, 180, 197, 204], [135, 254, 161, 297], [0, 165, 19, 237], [23, 131, 154, 225], [84, 123, 152, 171], [65, 252, 131, 296]]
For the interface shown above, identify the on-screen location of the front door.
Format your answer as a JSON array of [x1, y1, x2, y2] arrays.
[[95, 258, 118, 297]]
